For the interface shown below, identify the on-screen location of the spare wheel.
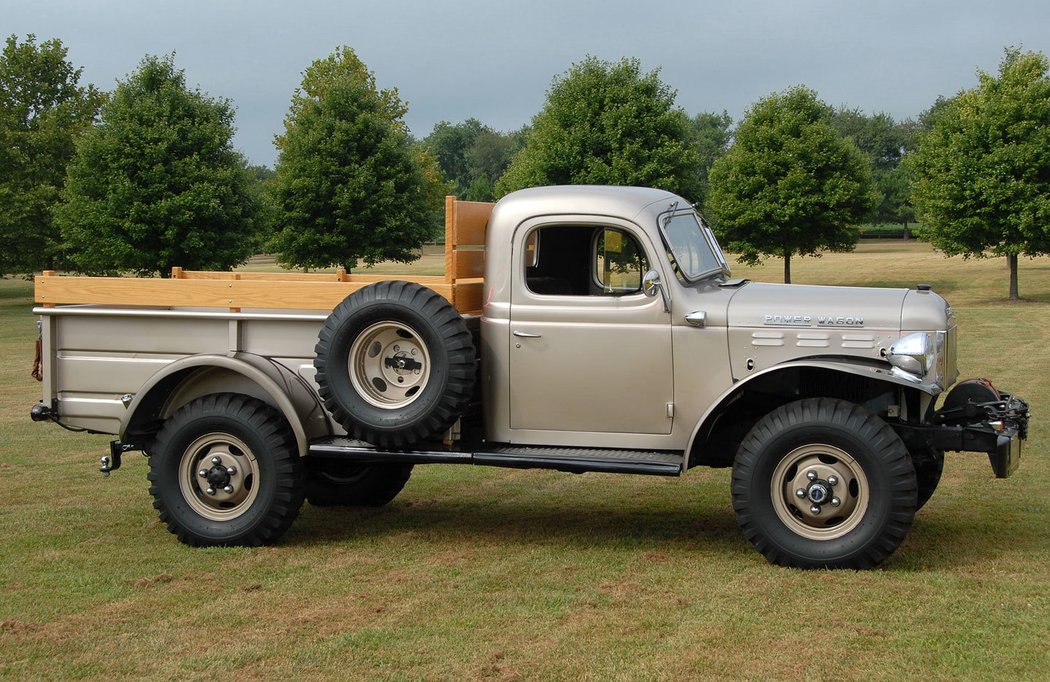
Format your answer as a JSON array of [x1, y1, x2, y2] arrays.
[[314, 280, 475, 448]]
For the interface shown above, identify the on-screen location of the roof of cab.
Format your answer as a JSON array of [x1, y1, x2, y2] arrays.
[[490, 185, 685, 233]]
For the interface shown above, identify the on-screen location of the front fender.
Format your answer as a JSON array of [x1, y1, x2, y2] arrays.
[[121, 353, 325, 456], [686, 358, 940, 457]]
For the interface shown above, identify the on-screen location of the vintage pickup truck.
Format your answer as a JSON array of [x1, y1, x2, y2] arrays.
[[31, 185, 1029, 568]]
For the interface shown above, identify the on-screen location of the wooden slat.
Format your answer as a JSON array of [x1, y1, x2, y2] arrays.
[[453, 249, 485, 279], [35, 275, 455, 311], [164, 271, 448, 284], [181, 270, 340, 281], [444, 195, 456, 284], [453, 201, 493, 247], [453, 279, 484, 315], [335, 274, 447, 285]]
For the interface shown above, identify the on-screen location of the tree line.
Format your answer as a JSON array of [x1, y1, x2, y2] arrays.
[[2, 35, 1047, 298]]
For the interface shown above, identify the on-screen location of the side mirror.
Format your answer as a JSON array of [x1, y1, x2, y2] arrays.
[[642, 270, 670, 312]]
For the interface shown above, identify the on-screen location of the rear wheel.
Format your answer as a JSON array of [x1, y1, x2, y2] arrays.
[[731, 398, 917, 569], [148, 394, 304, 547], [305, 459, 413, 507]]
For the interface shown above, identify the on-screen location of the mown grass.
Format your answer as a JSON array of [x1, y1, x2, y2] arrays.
[[2, 243, 1048, 680]]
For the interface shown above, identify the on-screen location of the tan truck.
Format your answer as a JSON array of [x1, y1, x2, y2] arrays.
[[30, 185, 1029, 568]]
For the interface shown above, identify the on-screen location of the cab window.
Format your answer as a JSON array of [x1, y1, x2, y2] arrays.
[[524, 225, 649, 296]]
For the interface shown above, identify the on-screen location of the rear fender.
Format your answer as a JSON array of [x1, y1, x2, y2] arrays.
[[121, 353, 327, 456]]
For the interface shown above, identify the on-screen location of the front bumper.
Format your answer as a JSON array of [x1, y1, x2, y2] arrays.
[[892, 386, 1029, 479]]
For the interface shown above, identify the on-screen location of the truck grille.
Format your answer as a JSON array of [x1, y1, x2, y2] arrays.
[[944, 324, 958, 387]]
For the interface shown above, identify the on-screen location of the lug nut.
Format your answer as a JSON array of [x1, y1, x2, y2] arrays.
[[831, 497, 841, 507], [223, 485, 234, 494], [806, 470, 817, 481], [211, 456, 222, 465], [795, 488, 806, 499], [226, 466, 237, 475], [828, 475, 839, 486], [206, 487, 216, 495], [198, 469, 208, 478], [810, 505, 821, 515]]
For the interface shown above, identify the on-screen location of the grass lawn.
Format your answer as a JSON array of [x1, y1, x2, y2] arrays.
[[2, 242, 1048, 679]]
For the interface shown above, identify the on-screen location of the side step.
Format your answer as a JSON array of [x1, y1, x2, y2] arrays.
[[309, 438, 684, 476]]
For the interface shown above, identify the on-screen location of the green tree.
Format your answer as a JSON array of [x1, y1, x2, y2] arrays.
[[55, 55, 259, 276], [707, 86, 876, 283], [496, 57, 701, 199], [421, 118, 486, 197], [247, 164, 279, 250], [0, 34, 104, 275], [421, 119, 520, 202], [270, 46, 440, 271], [687, 110, 733, 208], [909, 48, 1050, 300], [830, 108, 914, 231]]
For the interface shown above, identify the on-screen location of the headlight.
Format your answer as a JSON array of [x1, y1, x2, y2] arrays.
[[887, 331, 947, 389]]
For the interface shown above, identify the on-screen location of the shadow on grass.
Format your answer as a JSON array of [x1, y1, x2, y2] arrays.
[[290, 492, 746, 556], [279, 486, 1038, 571]]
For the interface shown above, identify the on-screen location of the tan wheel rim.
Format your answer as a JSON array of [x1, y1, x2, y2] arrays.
[[348, 321, 431, 409], [179, 432, 260, 521], [770, 443, 869, 540]]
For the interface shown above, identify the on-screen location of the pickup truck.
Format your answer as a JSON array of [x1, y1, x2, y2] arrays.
[[30, 185, 1029, 569]]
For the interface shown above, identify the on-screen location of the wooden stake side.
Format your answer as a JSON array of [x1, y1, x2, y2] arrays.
[[34, 197, 494, 315]]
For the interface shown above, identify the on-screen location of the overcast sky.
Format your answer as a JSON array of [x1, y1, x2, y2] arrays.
[[7, 0, 1049, 167]]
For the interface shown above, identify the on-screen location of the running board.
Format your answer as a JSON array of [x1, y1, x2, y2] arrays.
[[309, 438, 683, 476]]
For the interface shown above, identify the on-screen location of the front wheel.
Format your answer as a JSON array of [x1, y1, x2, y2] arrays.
[[731, 398, 917, 569], [148, 394, 304, 547]]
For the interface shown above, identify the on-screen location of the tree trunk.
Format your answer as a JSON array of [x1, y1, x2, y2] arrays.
[[783, 248, 791, 284], [1008, 253, 1019, 300], [902, 222, 910, 241]]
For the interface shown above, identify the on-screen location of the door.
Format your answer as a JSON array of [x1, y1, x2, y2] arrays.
[[508, 219, 674, 435]]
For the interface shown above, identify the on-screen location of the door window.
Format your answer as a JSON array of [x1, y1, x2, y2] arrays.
[[524, 225, 649, 296]]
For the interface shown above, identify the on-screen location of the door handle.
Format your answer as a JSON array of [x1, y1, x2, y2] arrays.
[[513, 331, 542, 338], [685, 311, 706, 328]]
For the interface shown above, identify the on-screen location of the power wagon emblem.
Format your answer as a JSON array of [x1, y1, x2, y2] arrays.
[[763, 314, 865, 328]]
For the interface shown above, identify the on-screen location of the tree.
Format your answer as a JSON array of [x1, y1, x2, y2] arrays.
[[247, 163, 279, 250], [707, 87, 876, 283], [495, 57, 701, 199], [0, 34, 104, 275], [909, 48, 1050, 300], [55, 55, 259, 276], [687, 110, 733, 208], [830, 108, 914, 231], [421, 119, 520, 202], [270, 47, 441, 272], [421, 118, 485, 197]]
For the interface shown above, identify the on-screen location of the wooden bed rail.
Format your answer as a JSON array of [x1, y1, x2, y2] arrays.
[[34, 196, 495, 315]]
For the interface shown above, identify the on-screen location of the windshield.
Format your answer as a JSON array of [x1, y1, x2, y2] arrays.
[[660, 212, 730, 282]]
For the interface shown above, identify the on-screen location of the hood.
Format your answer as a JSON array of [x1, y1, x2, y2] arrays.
[[727, 282, 908, 331]]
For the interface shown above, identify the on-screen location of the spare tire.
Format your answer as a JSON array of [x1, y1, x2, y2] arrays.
[[314, 280, 475, 448]]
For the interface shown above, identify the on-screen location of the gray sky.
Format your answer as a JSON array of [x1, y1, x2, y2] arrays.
[[7, 0, 1049, 167]]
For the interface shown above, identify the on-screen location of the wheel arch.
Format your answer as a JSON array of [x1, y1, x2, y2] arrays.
[[120, 353, 326, 457], [686, 359, 939, 469]]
